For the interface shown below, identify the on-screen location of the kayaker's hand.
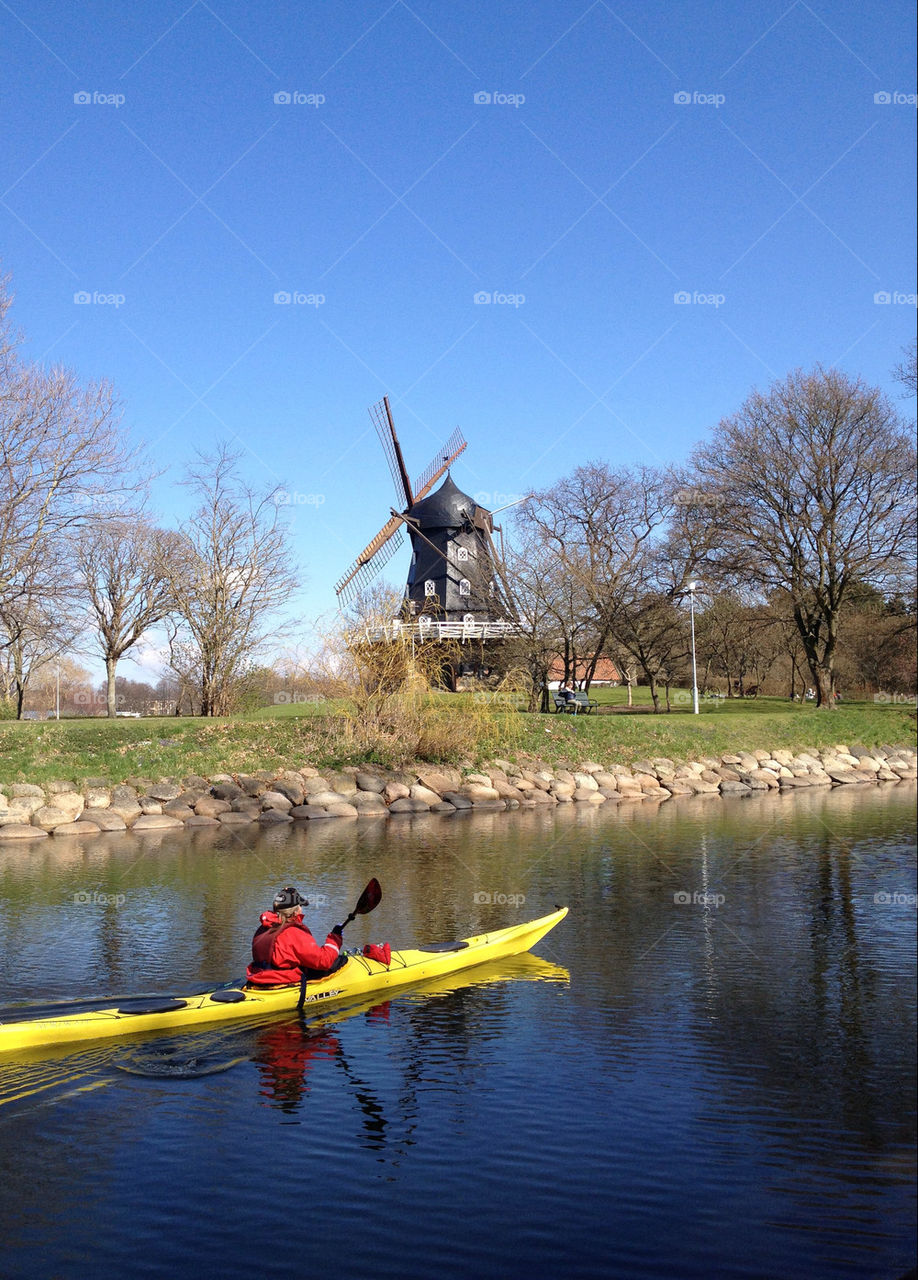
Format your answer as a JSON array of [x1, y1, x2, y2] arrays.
[[333, 922, 347, 936]]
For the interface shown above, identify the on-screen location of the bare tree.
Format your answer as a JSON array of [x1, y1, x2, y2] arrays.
[[77, 516, 178, 717], [0, 576, 80, 718], [893, 339, 917, 396], [0, 277, 138, 619], [159, 447, 300, 716], [689, 367, 917, 705]]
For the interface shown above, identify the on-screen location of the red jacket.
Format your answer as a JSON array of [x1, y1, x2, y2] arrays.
[[246, 911, 343, 987]]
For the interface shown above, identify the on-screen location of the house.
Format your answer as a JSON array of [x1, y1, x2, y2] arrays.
[[546, 656, 620, 689]]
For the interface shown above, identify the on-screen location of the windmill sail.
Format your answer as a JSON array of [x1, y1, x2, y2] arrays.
[[413, 428, 465, 500], [334, 520, 404, 604], [369, 396, 413, 509]]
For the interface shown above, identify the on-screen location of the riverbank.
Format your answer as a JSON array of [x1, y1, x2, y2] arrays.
[[1, 697, 915, 789], [1, 742, 915, 839]]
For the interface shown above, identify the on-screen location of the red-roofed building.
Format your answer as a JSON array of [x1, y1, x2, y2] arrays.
[[547, 656, 620, 689]]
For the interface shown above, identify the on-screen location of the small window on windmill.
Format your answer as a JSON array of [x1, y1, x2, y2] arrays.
[[488, 581, 495, 594], [456, 546, 469, 563], [424, 580, 436, 597], [459, 578, 471, 596], [463, 613, 475, 625]]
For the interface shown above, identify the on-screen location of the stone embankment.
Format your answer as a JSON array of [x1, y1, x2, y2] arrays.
[[1, 743, 915, 841]]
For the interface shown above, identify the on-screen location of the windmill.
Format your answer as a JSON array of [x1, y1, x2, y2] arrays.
[[334, 397, 517, 636]]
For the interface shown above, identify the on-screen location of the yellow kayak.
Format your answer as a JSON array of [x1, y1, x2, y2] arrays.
[[0, 907, 568, 1054]]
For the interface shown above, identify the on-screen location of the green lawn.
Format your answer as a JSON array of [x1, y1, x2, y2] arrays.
[[1, 691, 914, 787]]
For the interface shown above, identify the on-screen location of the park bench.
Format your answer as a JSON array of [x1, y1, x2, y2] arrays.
[[552, 690, 599, 714]]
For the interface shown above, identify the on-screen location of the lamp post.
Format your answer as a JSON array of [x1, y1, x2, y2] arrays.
[[688, 582, 699, 715], [56, 663, 60, 721]]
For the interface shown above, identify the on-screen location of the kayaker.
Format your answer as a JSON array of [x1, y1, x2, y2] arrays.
[[246, 886, 348, 987]]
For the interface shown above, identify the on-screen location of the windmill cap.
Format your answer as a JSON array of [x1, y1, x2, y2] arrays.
[[408, 474, 480, 529]]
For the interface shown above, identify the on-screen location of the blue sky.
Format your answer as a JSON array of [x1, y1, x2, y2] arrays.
[[2, 0, 915, 679]]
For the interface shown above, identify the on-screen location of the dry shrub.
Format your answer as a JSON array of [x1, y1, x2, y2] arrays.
[[335, 631, 526, 768]]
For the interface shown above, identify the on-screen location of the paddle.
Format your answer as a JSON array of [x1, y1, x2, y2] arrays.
[[297, 879, 382, 1012]]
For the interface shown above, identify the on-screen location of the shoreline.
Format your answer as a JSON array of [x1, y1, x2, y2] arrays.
[[1, 742, 915, 840]]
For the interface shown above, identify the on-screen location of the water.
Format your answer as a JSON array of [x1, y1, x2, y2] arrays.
[[0, 784, 915, 1280]]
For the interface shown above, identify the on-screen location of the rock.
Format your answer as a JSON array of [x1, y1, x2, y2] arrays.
[[259, 809, 293, 824], [384, 782, 410, 804], [630, 759, 658, 777], [719, 780, 752, 795], [52, 821, 102, 837], [598, 789, 622, 801], [163, 799, 196, 817], [182, 775, 209, 790], [492, 780, 528, 802], [573, 772, 599, 791], [5, 796, 45, 820], [350, 791, 389, 811], [238, 776, 267, 797], [327, 773, 358, 797], [634, 773, 661, 792], [44, 780, 77, 795], [460, 784, 500, 802], [550, 782, 576, 799], [84, 787, 112, 808], [303, 776, 333, 795], [185, 815, 221, 827], [430, 801, 456, 814], [212, 782, 243, 801], [231, 798, 262, 814], [306, 790, 346, 807], [261, 791, 293, 811], [440, 792, 474, 809], [82, 811, 128, 831], [663, 780, 695, 796], [217, 811, 256, 826], [325, 802, 359, 818], [109, 799, 142, 825], [0, 823, 48, 840], [417, 767, 462, 793], [721, 755, 742, 765], [410, 785, 443, 806], [685, 777, 720, 794], [9, 784, 45, 799], [389, 797, 429, 814], [32, 805, 84, 831], [138, 798, 163, 815], [148, 782, 184, 802], [272, 780, 305, 806], [132, 814, 185, 831], [717, 767, 741, 782], [526, 789, 556, 805], [291, 805, 332, 820], [355, 771, 386, 794], [194, 796, 231, 818]]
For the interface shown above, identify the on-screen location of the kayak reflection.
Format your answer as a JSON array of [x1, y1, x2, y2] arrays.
[[252, 953, 569, 1122]]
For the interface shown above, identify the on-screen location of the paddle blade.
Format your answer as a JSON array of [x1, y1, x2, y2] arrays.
[[354, 878, 382, 916]]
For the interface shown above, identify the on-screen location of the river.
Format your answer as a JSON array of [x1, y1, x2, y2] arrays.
[[0, 783, 915, 1279]]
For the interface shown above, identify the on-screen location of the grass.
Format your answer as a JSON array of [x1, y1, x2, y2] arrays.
[[0, 691, 914, 788]]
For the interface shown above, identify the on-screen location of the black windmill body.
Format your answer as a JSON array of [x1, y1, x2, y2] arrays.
[[404, 473, 507, 622], [335, 397, 515, 631]]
